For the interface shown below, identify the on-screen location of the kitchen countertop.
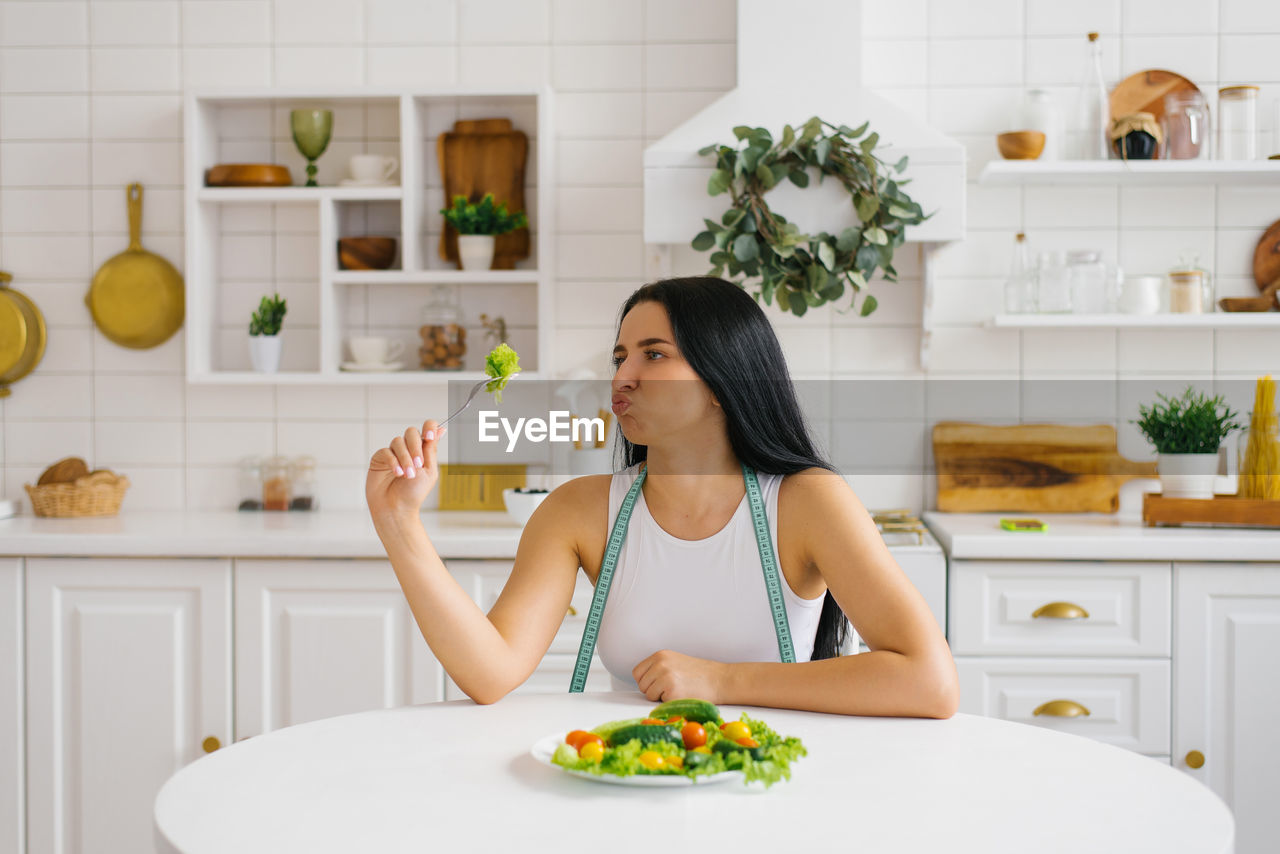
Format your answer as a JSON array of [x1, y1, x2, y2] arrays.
[[0, 510, 523, 559], [924, 511, 1280, 562]]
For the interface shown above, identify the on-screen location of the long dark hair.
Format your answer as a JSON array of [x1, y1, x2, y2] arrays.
[[613, 276, 851, 660]]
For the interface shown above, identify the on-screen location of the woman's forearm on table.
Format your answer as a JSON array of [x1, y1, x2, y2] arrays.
[[373, 512, 516, 704], [720, 650, 959, 719]]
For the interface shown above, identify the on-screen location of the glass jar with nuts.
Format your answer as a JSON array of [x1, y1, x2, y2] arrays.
[[419, 285, 466, 371]]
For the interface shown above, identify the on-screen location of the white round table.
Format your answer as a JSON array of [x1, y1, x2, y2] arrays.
[[155, 692, 1232, 854]]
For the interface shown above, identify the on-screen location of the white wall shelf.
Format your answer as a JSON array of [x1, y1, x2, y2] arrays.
[[184, 87, 553, 384], [990, 313, 1280, 329], [979, 160, 1280, 186]]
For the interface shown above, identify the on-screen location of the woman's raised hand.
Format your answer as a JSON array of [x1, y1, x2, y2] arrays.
[[365, 419, 447, 521]]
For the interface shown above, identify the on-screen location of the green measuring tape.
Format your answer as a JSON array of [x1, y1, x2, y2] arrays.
[[569, 462, 795, 693]]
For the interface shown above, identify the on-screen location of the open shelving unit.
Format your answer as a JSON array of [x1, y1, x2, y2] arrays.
[[990, 313, 1280, 329], [183, 87, 553, 384], [978, 159, 1280, 186]]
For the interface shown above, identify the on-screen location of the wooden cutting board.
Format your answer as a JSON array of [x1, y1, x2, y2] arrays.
[[437, 118, 529, 269], [933, 422, 1158, 513]]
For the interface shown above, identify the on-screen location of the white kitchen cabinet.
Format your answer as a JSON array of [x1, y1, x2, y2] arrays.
[[234, 559, 445, 739], [955, 657, 1170, 755], [25, 558, 231, 854], [444, 561, 611, 699], [1174, 562, 1280, 854], [1, 559, 21, 854]]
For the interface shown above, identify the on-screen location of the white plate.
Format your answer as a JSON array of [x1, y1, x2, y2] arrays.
[[340, 360, 404, 372], [529, 732, 743, 787], [338, 178, 397, 187]]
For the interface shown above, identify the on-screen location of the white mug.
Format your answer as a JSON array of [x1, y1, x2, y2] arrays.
[[1119, 275, 1163, 314], [348, 336, 404, 365], [349, 154, 398, 183]]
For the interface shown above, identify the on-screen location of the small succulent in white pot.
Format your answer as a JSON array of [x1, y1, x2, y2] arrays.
[[1133, 386, 1242, 499], [248, 293, 287, 373]]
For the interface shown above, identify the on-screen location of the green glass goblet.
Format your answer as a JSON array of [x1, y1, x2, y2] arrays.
[[290, 109, 333, 187]]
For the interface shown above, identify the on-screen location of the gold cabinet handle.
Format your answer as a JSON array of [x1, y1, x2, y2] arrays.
[[1032, 601, 1090, 619], [1033, 699, 1091, 717], [202, 736, 221, 753], [567, 605, 577, 617], [1185, 750, 1205, 769]]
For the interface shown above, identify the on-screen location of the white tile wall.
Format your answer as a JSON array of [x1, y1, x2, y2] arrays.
[[0, 0, 1277, 516]]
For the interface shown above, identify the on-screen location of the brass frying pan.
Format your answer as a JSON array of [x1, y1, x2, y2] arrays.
[[0, 270, 47, 398], [86, 183, 184, 349]]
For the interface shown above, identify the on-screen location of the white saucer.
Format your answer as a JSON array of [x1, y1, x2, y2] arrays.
[[338, 178, 398, 187], [340, 360, 404, 372]]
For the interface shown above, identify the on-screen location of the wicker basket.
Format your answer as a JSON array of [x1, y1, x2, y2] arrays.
[[25, 472, 130, 517]]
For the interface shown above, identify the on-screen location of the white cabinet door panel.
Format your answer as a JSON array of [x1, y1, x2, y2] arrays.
[[0, 559, 21, 854], [1175, 562, 1280, 854], [26, 558, 231, 854], [956, 656, 1170, 755], [235, 559, 445, 739]]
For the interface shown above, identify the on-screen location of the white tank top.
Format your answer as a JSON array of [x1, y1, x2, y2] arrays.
[[595, 462, 826, 691]]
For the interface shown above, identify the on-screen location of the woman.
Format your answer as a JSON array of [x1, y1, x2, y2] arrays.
[[366, 276, 958, 718]]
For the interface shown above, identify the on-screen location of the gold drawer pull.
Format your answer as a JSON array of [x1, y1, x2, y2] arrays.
[[202, 736, 221, 753], [1185, 750, 1205, 769], [1032, 601, 1090, 619], [567, 604, 577, 617], [1033, 699, 1091, 718]]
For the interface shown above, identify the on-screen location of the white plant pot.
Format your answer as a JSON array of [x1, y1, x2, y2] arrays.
[[248, 334, 282, 373], [457, 234, 496, 271], [1157, 452, 1220, 499]]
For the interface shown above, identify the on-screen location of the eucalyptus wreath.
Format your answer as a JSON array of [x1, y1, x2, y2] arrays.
[[692, 117, 929, 317]]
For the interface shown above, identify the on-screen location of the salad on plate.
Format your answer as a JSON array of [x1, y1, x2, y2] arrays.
[[541, 698, 806, 789]]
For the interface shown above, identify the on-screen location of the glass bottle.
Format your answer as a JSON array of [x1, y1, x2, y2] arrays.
[[1037, 250, 1072, 313], [1217, 85, 1259, 160], [1003, 233, 1036, 314], [289, 455, 317, 511], [1019, 89, 1061, 161], [238, 456, 263, 511], [1071, 32, 1110, 160], [418, 284, 466, 371], [262, 455, 292, 511]]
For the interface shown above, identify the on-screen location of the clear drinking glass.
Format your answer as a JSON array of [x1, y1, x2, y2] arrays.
[[1218, 85, 1259, 160]]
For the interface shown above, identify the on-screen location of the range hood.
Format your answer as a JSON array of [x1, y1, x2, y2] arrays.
[[644, 0, 965, 244]]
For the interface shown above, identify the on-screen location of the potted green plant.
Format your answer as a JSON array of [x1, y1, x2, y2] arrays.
[[440, 193, 528, 271], [1133, 386, 1242, 499], [248, 293, 287, 373]]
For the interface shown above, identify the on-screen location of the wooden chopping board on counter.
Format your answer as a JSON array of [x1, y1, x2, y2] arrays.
[[933, 422, 1158, 513], [437, 118, 529, 269]]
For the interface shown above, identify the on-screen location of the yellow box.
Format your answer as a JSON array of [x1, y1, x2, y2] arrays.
[[437, 464, 526, 511]]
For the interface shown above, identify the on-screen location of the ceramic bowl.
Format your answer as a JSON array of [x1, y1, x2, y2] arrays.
[[503, 487, 550, 526], [996, 130, 1046, 160]]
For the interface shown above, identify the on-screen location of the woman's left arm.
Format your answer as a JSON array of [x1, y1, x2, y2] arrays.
[[632, 470, 959, 718]]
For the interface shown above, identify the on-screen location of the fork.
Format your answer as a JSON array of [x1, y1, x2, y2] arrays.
[[436, 373, 519, 431]]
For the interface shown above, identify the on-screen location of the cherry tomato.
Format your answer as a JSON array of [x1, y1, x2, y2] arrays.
[[735, 736, 760, 748], [638, 751, 666, 770], [565, 730, 594, 750], [641, 717, 664, 725], [665, 716, 684, 726], [577, 733, 603, 750], [579, 741, 604, 762], [691, 745, 712, 755], [665, 754, 684, 770], [681, 721, 707, 749], [720, 721, 752, 741]]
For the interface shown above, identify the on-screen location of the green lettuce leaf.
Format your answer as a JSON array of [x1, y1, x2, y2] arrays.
[[483, 343, 520, 403]]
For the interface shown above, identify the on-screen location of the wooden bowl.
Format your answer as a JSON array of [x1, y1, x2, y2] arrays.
[[205, 164, 293, 187], [997, 131, 1046, 160], [338, 237, 397, 270]]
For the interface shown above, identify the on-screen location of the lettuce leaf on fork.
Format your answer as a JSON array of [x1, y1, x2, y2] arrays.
[[483, 344, 520, 403]]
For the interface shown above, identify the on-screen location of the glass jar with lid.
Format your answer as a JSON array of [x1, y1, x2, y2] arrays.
[[289, 455, 317, 511], [262, 454, 292, 511], [238, 455, 263, 511], [1067, 250, 1110, 314], [1168, 253, 1213, 314], [1037, 250, 1072, 313], [1217, 85, 1259, 160], [418, 284, 466, 371], [1161, 91, 1211, 159]]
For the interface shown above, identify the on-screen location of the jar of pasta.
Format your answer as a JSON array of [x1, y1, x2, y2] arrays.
[[418, 285, 466, 371]]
